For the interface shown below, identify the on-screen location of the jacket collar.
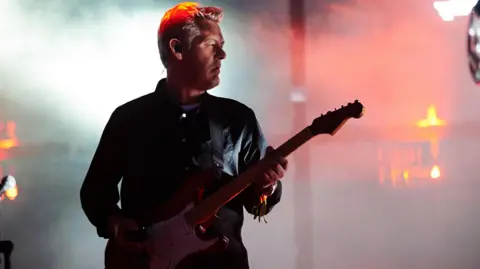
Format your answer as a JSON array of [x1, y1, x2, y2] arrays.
[[154, 78, 215, 106]]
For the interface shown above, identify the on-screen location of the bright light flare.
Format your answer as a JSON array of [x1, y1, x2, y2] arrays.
[[5, 184, 18, 200], [433, 0, 477, 21], [0, 121, 19, 149], [430, 165, 441, 179], [416, 105, 446, 128]]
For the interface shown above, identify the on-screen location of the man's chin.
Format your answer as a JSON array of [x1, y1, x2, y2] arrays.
[[204, 77, 220, 91]]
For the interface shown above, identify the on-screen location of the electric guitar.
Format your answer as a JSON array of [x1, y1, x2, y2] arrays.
[[104, 100, 365, 269]]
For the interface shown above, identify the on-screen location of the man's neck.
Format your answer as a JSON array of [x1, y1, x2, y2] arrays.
[[165, 76, 205, 105]]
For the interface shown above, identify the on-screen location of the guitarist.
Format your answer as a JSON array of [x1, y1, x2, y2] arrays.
[[80, 2, 288, 269]]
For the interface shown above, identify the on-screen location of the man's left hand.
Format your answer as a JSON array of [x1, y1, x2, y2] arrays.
[[252, 146, 288, 196]]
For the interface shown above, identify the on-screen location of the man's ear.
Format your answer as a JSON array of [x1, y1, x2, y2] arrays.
[[169, 38, 183, 61]]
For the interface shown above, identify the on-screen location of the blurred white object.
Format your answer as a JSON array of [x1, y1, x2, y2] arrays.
[[0, 175, 16, 195]]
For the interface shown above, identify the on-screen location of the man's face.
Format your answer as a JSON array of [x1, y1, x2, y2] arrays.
[[182, 20, 226, 91]]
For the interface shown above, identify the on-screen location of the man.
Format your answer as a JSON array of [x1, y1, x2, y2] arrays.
[[80, 2, 288, 269]]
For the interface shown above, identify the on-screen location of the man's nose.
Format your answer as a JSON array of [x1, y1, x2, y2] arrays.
[[217, 47, 226, 60]]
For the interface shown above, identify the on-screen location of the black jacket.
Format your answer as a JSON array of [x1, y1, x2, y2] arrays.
[[80, 79, 282, 269]]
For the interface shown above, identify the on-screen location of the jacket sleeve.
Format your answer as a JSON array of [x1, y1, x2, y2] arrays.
[[80, 108, 125, 238], [238, 108, 282, 216]]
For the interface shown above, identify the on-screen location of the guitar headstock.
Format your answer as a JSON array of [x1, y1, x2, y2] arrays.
[[310, 100, 364, 136]]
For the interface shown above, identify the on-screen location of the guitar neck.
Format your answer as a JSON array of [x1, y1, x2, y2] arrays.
[[185, 126, 315, 225]]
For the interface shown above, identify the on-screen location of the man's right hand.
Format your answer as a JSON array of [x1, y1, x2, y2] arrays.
[[108, 215, 144, 251]]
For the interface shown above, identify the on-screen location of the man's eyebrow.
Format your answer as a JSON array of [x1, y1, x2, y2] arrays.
[[204, 37, 225, 45]]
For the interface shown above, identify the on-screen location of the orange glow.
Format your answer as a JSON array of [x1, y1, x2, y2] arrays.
[[430, 165, 441, 179], [5, 185, 18, 200], [159, 2, 201, 35], [402, 170, 410, 186], [416, 105, 446, 128], [0, 121, 19, 149], [0, 140, 16, 149], [378, 143, 443, 186]]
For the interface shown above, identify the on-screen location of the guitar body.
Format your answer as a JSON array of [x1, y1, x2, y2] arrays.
[[104, 170, 228, 269]]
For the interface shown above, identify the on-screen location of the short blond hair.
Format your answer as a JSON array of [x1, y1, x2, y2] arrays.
[[158, 2, 223, 67]]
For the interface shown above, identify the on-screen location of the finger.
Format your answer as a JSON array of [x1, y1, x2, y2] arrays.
[[266, 146, 275, 153], [266, 170, 279, 183], [274, 163, 285, 178], [256, 172, 273, 189], [277, 157, 288, 170], [263, 171, 273, 183], [268, 163, 282, 179], [265, 147, 287, 167]]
